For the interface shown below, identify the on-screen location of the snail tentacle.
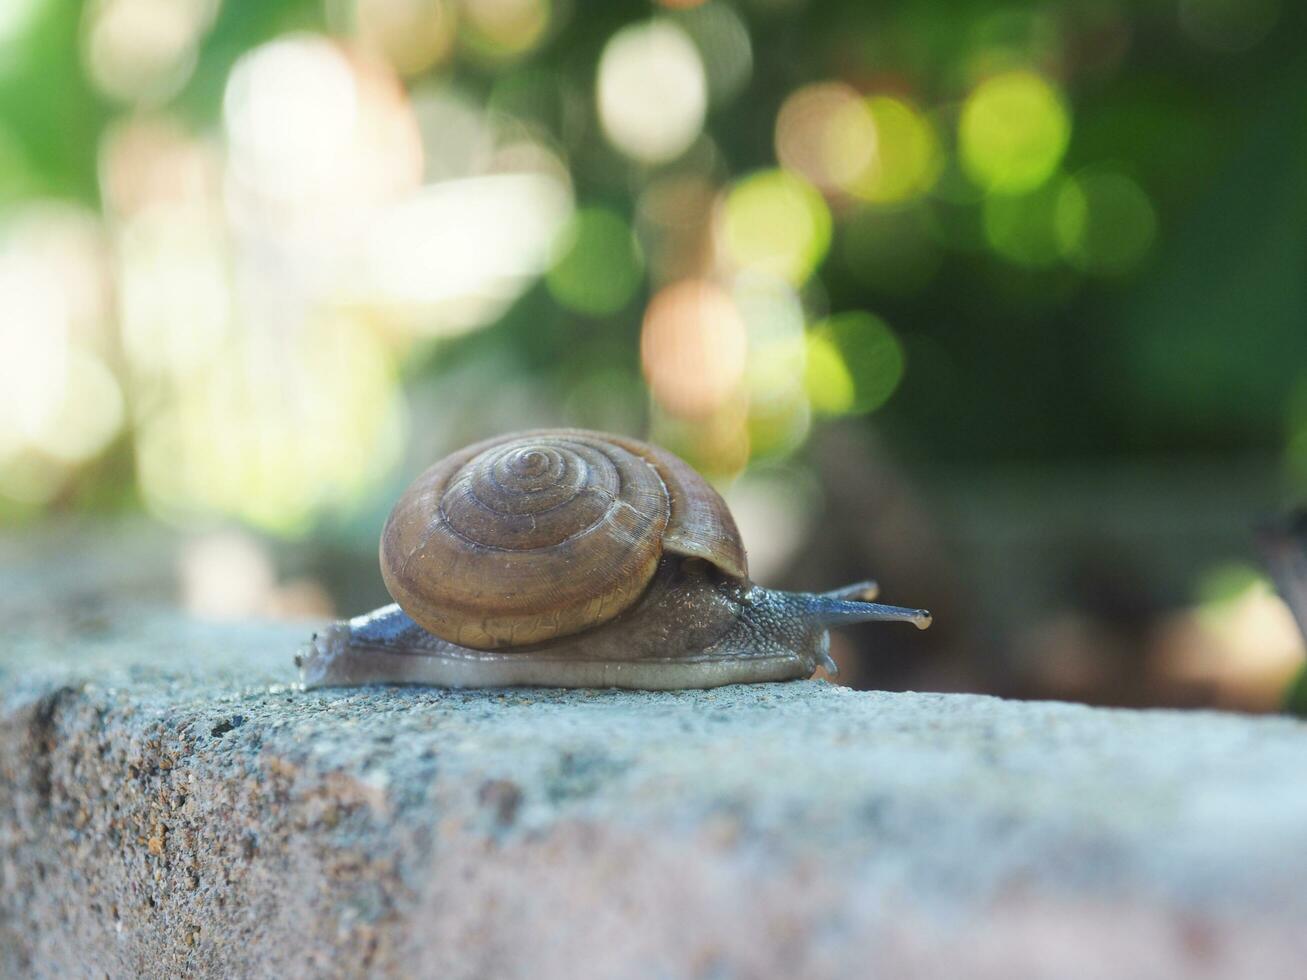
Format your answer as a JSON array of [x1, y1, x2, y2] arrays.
[[822, 580, 880, 602]]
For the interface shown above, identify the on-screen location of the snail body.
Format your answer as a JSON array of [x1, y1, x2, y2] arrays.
[[298, 429, 930, 690]]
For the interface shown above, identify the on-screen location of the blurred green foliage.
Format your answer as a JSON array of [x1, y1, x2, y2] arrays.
[[0, 0, 1305, 517]]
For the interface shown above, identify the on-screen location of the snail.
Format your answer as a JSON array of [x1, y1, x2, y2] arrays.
[[297, 429, 930, 690]]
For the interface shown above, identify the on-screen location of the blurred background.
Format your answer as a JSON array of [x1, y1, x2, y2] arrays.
[[1, 0, 1305, 712]]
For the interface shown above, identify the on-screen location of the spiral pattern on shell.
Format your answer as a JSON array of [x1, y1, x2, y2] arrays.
[[380, 431, 672, 649]]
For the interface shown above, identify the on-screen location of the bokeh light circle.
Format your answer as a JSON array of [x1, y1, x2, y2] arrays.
[[353, 0, 455, 75], [736, 273, 805, 405], [458, 0, 550, 62], [983, 175, 1072, 267], [598, 20, 707, 164], [805, 312, 904, 416], [547, 207, 644, 316], [848, 96, 941, 204], [960, 70, 1070, 194], [1055, 170, 1156, 276], [641, 279, 747, 418], [719, 169, 831, 285], [83, 0, 217, 105], [224, 36, 362, 201], [38, 348, 125, 463], [775, 83, 878, 193], [223, 35, 422, 215], [676, 1, 753, 107]]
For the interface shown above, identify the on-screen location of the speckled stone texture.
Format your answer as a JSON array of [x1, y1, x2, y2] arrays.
[[4, 600, 1307, 977]]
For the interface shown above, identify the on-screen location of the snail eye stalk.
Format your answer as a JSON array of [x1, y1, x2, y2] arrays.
[[821, 580, 880, 602], [793, 591, 932, 631]]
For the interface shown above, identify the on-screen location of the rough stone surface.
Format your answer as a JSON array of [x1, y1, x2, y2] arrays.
[[4, 595, 1307, 977]]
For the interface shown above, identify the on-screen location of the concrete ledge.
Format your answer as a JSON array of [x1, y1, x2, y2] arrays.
[[4, 608, 1307, 979]]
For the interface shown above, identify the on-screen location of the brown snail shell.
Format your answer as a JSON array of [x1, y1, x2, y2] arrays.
[[299, 428, 930, 690], [379, 429, 747, 650]]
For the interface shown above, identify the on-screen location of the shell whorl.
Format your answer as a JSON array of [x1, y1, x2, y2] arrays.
[[381, 430, 741, 650]]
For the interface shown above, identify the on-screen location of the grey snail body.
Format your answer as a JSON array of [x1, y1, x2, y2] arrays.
[[298, 429, 930, 690]]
